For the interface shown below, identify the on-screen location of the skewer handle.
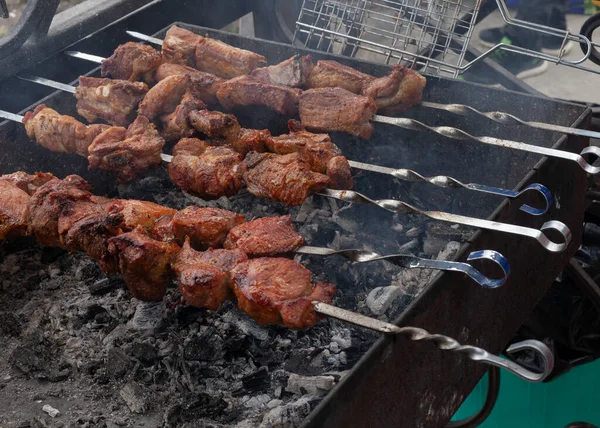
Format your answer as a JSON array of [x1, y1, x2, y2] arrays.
[[297, 246, 510, 289], [319, 188, 571, 253], [313, 302, 554, 382]]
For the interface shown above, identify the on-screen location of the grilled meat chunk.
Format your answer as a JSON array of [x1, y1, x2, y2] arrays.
[[107, 199, 176, 232], [168, 146, 244, 199], [188, 109, 241, 141], [195, 37, 267, 78], [306, 60, 374, 93], [25, 175, 93, 247], [172, 238, 247, 310], [171, 206, 245, 249], [362, 65, 426, 113], [233, 128, 270, 155], [299, 87, 376, 140], [231, 258, 336, 329], [242, 152, 329, 207], [153, 63, 224, 105], [23, 105, 110, 157], [172, 137, 208, 157], [216, 75, 301, 116], [87, 116, 165, 182], [107, 229, 180, 301], [151, 214, 175, 242], [75, 77, 149, 126], [0, 180, 30, 240], [327, 156, 354, 190], [161, 25, 202, 67], [138, 74, 191, 120], [0, 171, 56, 195], [101, 42, 162, 82], [160, 92, 206, 141], [223, 215, 304, 257], [251, 55, 314, 87]]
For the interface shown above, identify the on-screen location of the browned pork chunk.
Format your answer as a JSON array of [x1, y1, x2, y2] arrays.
[[171, 137, 209, 157], [75, 77, 149, 126], [161, 25, 203, 67], [0, 171, 56, 195], [23, 105, 110, 157], [0, 179, 30, 240], [171, 206, 245, 249], [251, 55, 314, 87], [233, 128, 270, 155], [101, 42, 162, 82], [306, 60, 374, 93], [106, 199, 176, 232], [195, 37, 267, 78], [87, 116, 165, 182], [223, 215, 304, 257], [168, 146, 244, 199], [188, 109, 241, 141], [171, 238, 247, 311], [242, 152, 329, 207], [107, 229, 180, 301], [216, 75, 301, 116], [153, 63, 224, 105], [138, 74, 191, 120], [299, 87, 376, 140], [362, 65, 426, 113], [231, 258, 336, 329], [160, 92, 206, 141]]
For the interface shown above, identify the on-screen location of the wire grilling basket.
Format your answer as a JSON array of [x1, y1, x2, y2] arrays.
[[294, 0, 600, 78]]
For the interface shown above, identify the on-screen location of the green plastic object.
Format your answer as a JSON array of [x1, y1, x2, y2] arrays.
[[451, 359, 600, 427]]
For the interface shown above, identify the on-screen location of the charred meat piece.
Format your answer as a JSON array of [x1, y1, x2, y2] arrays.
[[232, 128, 270, 155], [107, 199, 176, 232], [172, 238, 247, 310], [160, 92, 206, 141], [171, 206, 245, 249], [231, 258, 336, 329], [101, 42, 162, 82], [0, 180, 30, 240], [151, 214, 175, 242], [242, 152, 329, 207], [251, 55, 314, 87], [299, 88, 376, 140], [216, 75, 301, 116], [87, 116, 165, 182], [138, 74, 191, 120], [168, 146, 244, 199], [153, 63, 224, 106], [188, 109, 241, 141], [306, 60, 374, 94], [23, 105, 110, 157], [172, 137, 208, 157], [25, 175, 93, 247], [195, 37, 267, 78], [161, 25, 202, 67], [0, 171, 56, 195], [108, 229, 180, 301], [362, 65, 426, 113], [327, 156, 354, 190], [75, 77, 149, 126], [223, 215, 304, 257]]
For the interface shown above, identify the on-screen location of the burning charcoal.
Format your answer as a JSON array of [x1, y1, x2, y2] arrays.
[[41, 404, 60, 418], [128, 301, 165, 331], [106, 347, 131, 379], [82, 304, 108, 321], [423, 223, 468, 256], [40, 247, 67, 264], [0, 312, 22, 337], [260, 396, 316, 427], [88, 277, 121, 296], [163, 393, 228, 424], [11, 332, 52, 375], [365, 286, 404, 316], [131, 342, 158, 366], [241, 367, 271, 393], [285, 373, 336, 396], [221, 311, 269, 341], [119, 382, 147, 414], [183, 327, 225, 361], [47, 368, 71, 383]]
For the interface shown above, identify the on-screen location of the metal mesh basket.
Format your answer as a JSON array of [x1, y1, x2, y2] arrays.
[[294, 0, 600, 78], [294, 0, 482, 78]]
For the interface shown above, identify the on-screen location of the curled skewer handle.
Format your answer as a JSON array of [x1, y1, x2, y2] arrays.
[[314, 302, 554, 382], [350, 160, 552, 216], [319, 189, 571, 253], [372, 115, 600, 175], [297, 246, 510, 289]]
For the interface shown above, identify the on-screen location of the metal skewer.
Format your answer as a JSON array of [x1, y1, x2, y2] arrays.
[[314, 302, 554, 382], [14, 75, 554, 216], [125, 30, 600, 141], [297, 246, 510, 289]]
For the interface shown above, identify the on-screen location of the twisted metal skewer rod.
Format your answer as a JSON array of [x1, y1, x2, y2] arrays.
[[319, 188, 571, 253], [296, 246, 510, 289], [314, 302, 554, 382], [10, 75, 554, 216], [124, 31, 600, 140]]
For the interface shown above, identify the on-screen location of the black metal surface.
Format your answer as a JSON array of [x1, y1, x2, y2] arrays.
[[580, 11, 600, 67], [0, 11, 590, 428]]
